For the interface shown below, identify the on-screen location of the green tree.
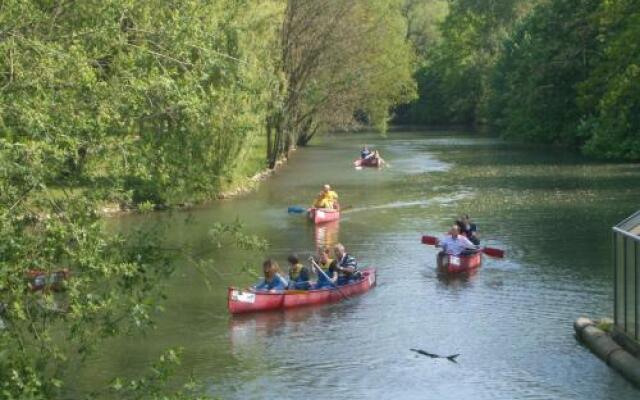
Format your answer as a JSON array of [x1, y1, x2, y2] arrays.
[[0, 1, 278, 398], [487, 0, 601, 145], [0, 140, 267, 399], [268, 0, 416, 166], [0, 0, 286, 206], [578, 0, 640, 160], [398, 0, 536, 125], [402, 0, 449, 59]]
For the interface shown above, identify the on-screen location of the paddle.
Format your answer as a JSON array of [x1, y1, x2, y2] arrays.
[[309, 257, 348, 300], [479, 246, 504, 258], [289, 205, 352, 214], [420, 235, 505, 259]]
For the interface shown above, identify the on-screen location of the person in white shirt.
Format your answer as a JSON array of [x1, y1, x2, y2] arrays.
[[437, 225, 479, 267]]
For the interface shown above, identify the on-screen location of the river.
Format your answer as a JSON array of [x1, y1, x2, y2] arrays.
[[77, 130, 640, 399]]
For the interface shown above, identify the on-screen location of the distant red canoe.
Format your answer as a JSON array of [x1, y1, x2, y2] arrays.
[[437, 253, 482, 273], [353, 158, 380, 168], [228, 268, 376, 314], [307, 207, 340, 224]]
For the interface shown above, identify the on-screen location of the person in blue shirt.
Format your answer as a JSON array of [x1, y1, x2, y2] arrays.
[[287, 254, 311, 290], [254, 259, 288, 291], [333, 243, 361, 285], [361, 145, 372, 159], [437, 225, 479, 268]]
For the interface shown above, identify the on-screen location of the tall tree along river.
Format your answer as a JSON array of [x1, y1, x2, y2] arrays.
[[74, 131, 640, 399]]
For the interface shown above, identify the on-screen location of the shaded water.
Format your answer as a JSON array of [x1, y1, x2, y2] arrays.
[[80, 131, 640, 399]]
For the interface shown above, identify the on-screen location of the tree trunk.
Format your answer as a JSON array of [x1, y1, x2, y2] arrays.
[[296, 118, 316, 146]]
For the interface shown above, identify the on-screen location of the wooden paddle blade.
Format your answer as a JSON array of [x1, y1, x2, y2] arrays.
[[482, 247, 504, 258], [288, 206, 306, 214], [421, 235, 438, 245]]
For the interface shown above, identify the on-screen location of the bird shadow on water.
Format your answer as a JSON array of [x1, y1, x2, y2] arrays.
[[410, 348, 460, 363]]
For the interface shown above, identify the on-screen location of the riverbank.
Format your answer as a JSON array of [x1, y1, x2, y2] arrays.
[[99, 152, 290, 217]]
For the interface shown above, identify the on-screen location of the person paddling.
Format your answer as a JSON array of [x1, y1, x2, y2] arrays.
[[312, 184, 340, 210], [333, 243, 361, 285], [287, 254, 311, 290], [437, 225, 479, 267], [312, 247, 339, 289], [455, 215, 479, 245], [254, 259, 288, 291], [361, 145, 372, 160], [372, 150, 385, 167]]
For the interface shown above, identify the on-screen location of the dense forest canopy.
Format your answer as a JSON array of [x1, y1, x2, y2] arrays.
[[399, 0, 640, 160], [1, 0, 639, 398]]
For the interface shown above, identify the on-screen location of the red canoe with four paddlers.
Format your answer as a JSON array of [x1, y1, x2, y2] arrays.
[[227, 268, 376, 314]]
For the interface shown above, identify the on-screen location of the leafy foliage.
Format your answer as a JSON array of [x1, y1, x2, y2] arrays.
[[487, 0, 601, 145], [269, 0, 416, 161], [0, 0, 286, 206], [399, 0, 640, 160], [397, 0, 534, 125], [578, 0, 640, 159], [0, 138, 268, 399], [1, 3, 283, 398]]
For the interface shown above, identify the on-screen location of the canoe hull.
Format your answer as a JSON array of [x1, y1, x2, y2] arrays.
[[437, 253, 482, 273], [353, 158, 379, 168], [307, 207, 340, 224], [228, 268, 376, 314]]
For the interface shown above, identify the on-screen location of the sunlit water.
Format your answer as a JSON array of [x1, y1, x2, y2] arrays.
[[75, 131, 640, 399]]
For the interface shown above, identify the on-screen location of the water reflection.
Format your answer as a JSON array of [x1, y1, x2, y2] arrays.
[[229, 306, 342, 354], [230, 309, 312, 349], [314, 220, 340, 250], [436, 269, 479, 289]]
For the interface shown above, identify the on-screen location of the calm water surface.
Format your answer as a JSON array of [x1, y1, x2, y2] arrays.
[[79, 131, 640, 399]]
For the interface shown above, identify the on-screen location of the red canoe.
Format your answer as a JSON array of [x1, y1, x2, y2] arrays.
[[228, 268, 376, 314], [437, 253, 482, 273], [353, 158, 380, 168], [307, 207, 340, 224]]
